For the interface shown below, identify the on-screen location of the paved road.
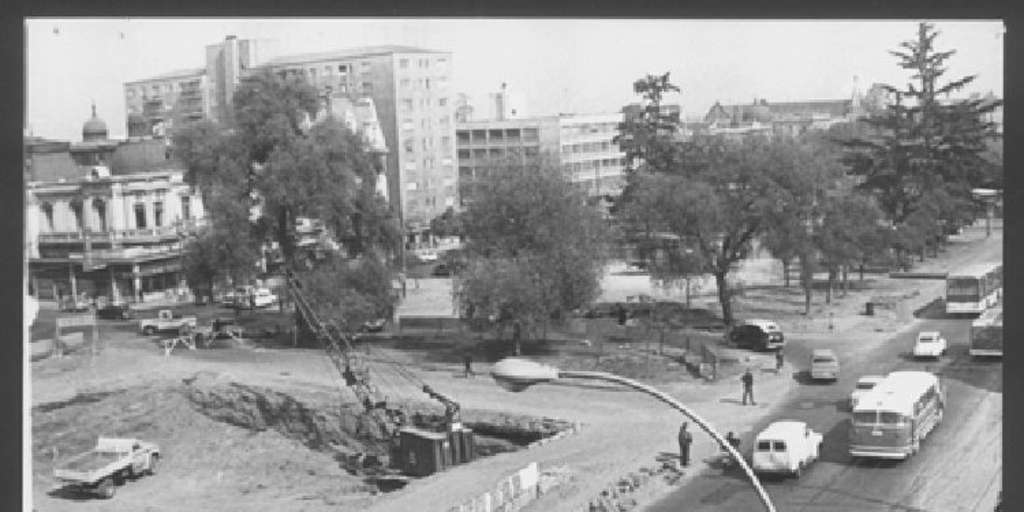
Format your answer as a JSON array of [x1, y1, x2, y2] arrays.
[[646, 234, 1002, 512]]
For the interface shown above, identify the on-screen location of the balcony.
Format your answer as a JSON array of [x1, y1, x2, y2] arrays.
[[38, 222, 204, 245]]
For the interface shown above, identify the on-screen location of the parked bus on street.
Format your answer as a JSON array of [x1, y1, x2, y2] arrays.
[[945, 262, 1002, 315], [849, 371, 945, 460], [969, 305, 1002, 357]]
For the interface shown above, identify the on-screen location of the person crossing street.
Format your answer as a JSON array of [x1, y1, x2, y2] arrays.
[[741, 368, 756, 405]]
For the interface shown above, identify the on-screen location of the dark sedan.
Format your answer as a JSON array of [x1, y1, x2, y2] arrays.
[[97, 303, 136, 320]]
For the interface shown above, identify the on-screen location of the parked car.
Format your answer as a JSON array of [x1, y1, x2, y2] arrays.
[[809, 349, 841, 382], [730, 319, 785, 351], [139, 310, 198, 336], [229, 287, 279, 309], [97, 302, 135, 320], [53, 437, 160, 499], [751, 420, 822, 478], [913, 331, 947, 359], [360, 317, 387, 333], [432, 263, 453, 277], [850, 375, 885, 409], [60, 296, 92, 313]]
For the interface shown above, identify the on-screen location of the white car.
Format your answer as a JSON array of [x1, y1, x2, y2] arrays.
[[751, 420, 823, 478], [913, 331, 947, 359], [850, 375, 885, 409]]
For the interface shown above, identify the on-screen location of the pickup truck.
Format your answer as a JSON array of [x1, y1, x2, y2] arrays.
[[139, 309, 197, 336], [53, 437, 160, 498]]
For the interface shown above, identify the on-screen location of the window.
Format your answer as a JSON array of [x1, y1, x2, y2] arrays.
[[458, 149, 471, 159], [439, 97, 448, 107], [338, 64, 349, 73], [879, 412, 905, 425], [404, 139, 415, 153], [309, 68, 317, 78], [853, 411, 877, 424], [134, 203, 147, 229], [361, 82, 373, 94], [154, 202, 164, 227], [403, 99, 413, 111], [756, 441, 772, 452], [399, 58, 409, 69], [361, 61, 371, 69], [441, 136, 451, 151], [425, 78, 431, 90], [772, 441, 787, 452], [523, 128, 538, 141], [401, 78, 410, 88], [181, 196, 191, 220]]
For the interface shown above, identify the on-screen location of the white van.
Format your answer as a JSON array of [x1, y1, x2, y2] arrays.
[[751, 420, 823, 478]]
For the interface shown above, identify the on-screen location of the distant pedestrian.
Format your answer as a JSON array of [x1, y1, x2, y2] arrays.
[[617, 303, 628, 326], [775, 349, 785, 373], [463, 353, 474, 378], [678, 422, 693, 466], [741, 368, 756, 406]]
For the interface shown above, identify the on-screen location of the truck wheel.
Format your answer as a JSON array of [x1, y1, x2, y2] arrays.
[[97, 477, 116, 499], [143, 326, 155, 336], [148, 454, 159, 475]]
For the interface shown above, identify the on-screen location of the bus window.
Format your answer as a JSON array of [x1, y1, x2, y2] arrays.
[[756, 440, 772, 451], [947, 278, 979, 301], [853, 411, 877, 424], [772, 441, 787, 452], [879, 412, 905, 425]]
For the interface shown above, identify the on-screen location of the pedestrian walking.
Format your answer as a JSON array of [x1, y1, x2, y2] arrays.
[[463, 353, 474, 378], [678, 422, 693, 466], [775, 348, 785, 374], [741, 368, 756, 405], [617, 303, 628, 326]]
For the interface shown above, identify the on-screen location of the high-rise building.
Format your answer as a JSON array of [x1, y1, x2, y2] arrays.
[[253, 45, 456, 237], [125, 40, 455, 240]]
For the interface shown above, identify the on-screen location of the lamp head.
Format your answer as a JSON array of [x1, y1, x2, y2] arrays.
[[491, 358, 560, 392]]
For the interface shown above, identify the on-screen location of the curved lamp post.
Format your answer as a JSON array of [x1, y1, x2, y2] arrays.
[[491, 357, 776, 512]]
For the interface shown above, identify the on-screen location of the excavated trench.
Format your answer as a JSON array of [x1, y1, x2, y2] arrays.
[[182, 372, 574, 490]]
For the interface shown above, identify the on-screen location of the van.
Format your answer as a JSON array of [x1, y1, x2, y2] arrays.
[[730, 319, 785, 351], [810, 349, 840, 382], [751, 420, 822, 478]]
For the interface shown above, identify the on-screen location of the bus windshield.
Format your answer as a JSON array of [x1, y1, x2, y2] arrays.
[[947, 278, 980, 300], [853, 411, 877, 424], [879, 412, 906, 425]]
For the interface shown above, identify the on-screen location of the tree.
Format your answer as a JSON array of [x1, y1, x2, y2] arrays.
[[456, 162, 610, 352], [173, 70, 397, 336], [841, 22, 1002, 243], [429, 207, 464, 240], [613, 72, 682, 211]]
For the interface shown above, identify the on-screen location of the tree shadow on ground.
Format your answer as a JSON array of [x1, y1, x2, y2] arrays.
[[791, 370, 836, 386], [913, 297, 956, 320], [819, 419, 852, 465]]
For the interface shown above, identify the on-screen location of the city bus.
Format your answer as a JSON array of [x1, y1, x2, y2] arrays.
[[945, 262, 1002, 315], [849, 371, 945, 460], [970, 305, 1003, 357]]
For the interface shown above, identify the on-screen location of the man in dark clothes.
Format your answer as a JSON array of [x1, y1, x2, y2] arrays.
[[463, 353, 474, 378], [741, 368, 756, 405], [617, 303, 628, 326], [775, 348, 785, 373], [678, 422, 693, 466]]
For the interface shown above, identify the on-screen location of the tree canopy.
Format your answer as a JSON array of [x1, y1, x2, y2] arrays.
[[456, 162, 611, 352]]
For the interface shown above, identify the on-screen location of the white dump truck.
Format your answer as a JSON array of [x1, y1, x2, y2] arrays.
[[53, 437, 160, 498], [139, 309, 197, 336]]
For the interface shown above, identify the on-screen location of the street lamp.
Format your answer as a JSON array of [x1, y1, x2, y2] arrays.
[[491, 358, 777, 512]]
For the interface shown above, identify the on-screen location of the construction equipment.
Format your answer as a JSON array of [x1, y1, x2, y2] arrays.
[[283, 270, 462, 438]]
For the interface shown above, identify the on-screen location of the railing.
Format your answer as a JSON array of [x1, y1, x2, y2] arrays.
[[38, 221, 205, 244]]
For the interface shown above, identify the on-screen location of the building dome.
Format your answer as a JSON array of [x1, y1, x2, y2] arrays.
[[82, 104, 108, 142], [127, 112, 149, 138]]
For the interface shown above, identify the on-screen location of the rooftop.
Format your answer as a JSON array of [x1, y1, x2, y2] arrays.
[[126, 67, 205, 85], [260, 45, 446, 68]]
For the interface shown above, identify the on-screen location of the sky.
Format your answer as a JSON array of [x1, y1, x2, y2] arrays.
[[25, 18, 1004, 142]]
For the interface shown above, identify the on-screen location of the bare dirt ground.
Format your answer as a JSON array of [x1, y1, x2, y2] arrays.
[[28, 222, 1000, 512]]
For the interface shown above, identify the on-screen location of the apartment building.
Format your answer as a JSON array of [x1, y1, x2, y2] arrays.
[[254, 45, 457, 236], [25, 109, 205, 303], [456, 112, 627, 203], [125, 39, 455, 240]]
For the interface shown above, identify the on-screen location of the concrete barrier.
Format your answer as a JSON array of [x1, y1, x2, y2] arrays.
[[448, 462, 539, 512]]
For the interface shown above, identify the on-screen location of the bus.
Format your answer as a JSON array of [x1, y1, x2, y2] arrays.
[[945, 262, 1002, 315], [970, 305, 1003, 357], [849, 371, 945, 460]]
